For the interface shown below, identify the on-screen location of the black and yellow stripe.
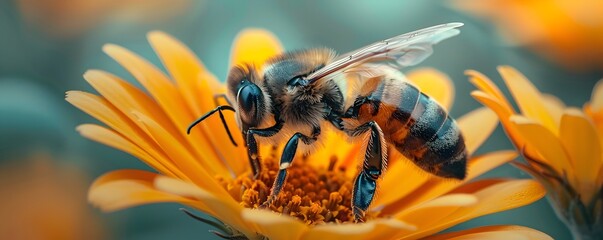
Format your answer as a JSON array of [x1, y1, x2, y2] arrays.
[[355, 78, 467, 179]]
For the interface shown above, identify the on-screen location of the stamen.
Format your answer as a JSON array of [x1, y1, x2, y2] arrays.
[[219, 155, 377, 225]]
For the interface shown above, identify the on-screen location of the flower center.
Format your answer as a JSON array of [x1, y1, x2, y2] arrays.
[[217, 152, 376, 225]]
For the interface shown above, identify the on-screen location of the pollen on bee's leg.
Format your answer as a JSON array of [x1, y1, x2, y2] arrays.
[[219, 152, 376, 225]]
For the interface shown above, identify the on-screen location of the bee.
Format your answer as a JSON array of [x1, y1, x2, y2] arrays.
[[188, 23, 466, 221]]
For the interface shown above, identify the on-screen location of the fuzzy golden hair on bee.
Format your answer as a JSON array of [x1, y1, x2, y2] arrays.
[[265, 47, 336, 69], [188, 22, 466, 222], [225, 64, 274, 130]]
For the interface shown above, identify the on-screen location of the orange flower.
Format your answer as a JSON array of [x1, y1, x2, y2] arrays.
[[16, 0, 191, 37], [0, 155, 104, 240], [67, 29, 550, 239], [470, 66, 603, 239], [452, 0, 603, 71]]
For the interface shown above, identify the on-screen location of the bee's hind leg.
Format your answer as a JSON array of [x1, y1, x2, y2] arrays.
[[262, 126, 320, 207], [345, 121, 387, 222]]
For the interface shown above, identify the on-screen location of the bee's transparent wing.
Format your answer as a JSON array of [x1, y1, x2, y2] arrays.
[[307, 22, 463, 84]]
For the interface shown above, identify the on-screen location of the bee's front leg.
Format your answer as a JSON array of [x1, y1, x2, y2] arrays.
[[245, 119, 283, 179], [345, 121, 387, 222], [262, 126, 320, 207]]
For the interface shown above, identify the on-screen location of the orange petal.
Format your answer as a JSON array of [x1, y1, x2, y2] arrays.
[[373, 158, 430, 208], [498, 66, 557, 133], [147, 32, 248, 173], [457, 107, 498, 155], [241, 209, 308, 240], [83, 70, 182, 142], [406, 68, 454, 110], [66, 90, 142, 143], [90, 171, 256, 238], [147, 31, 222, 116], [395, 194, 477, 226], [131, 111, 230, 194], [102, 44, 237, 174], [302, 218, 415, 240], [382, 151, 516, 214], [76, 124, 183, 179], [153, 176, 254, 237], [89, 172, 204, 212], [510, 115, 575, 182], [471, 91, 540, 158], [559, 108, 602, 202], [400, 179, 545, 239], [425, 225, 553, 240], [590, 79, 603, 111], [395, 181, 501, 236], [102, 43, 193, 127], [466, 69, 514, 112], [229, 29, 283, 69]]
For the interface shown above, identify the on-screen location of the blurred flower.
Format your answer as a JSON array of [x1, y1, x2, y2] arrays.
[[67, 30, 550, 239], [452, 0, 603, 71], [0, 154, 104, 240], [16, 0, 192, 37], [469, 66, 603, 239]]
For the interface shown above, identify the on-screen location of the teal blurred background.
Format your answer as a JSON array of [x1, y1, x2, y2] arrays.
[[1, 0, 601, 239]]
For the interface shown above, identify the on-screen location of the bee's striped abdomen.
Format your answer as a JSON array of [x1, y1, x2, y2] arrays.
[[356, 79, 467, 179]]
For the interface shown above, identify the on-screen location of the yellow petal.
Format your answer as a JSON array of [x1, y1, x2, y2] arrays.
[[409, 194, 477, 209], [83, 70, 182, 141], [373, 158, 430, 208], [102, 43, 193, 128], [103, 44, 235, 168], [102, 44, 239, 174], [67, 91, 184, 178], [382, 151, 516, 214], [400, 179, 545, 239], [395, 180, 504, 231], [229, 29, 283, 69], [91, 169, 158, 190], [406, 68, 454, 110], [147, 31, 222, 116], [591, 79, 603, 111], [131, 111, 230, 193], [90, 171, 256, 238], [89, 173, 202, 212], [302, 218, 415, 240], [466, 69, 514, 112], [457, 107, 498, 155], [81, 71, 203, 171], [541, 94, 565, 127], [471, 91, 540, 158], [425, 225, 553, 240], [396, 194, 477, 228], [498, 66, 557, 133], [241, 209, 308, 240], [559, 108, 601, 202], [510, 115, 574, 181], [66, 90, 142, 143], [147, 32, 249, 175], [76, 124, 183, 179], [153, 176, 255, 238]]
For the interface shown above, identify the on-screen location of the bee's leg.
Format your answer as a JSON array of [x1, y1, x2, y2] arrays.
[[245, 119, 284, 179], [263, 126, 320, 206], [345, 121, 387, 222]]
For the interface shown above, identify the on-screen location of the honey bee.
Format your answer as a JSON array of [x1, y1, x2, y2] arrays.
[[188, 23, 466, 221]]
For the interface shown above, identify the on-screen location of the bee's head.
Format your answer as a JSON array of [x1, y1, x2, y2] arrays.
[[226, 65, 269, 133]]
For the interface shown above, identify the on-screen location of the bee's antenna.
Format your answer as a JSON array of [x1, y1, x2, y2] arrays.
[[187, 105, 238, 147]]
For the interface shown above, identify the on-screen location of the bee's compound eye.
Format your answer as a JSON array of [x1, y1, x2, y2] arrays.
[[236, 84, 262, 124]]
